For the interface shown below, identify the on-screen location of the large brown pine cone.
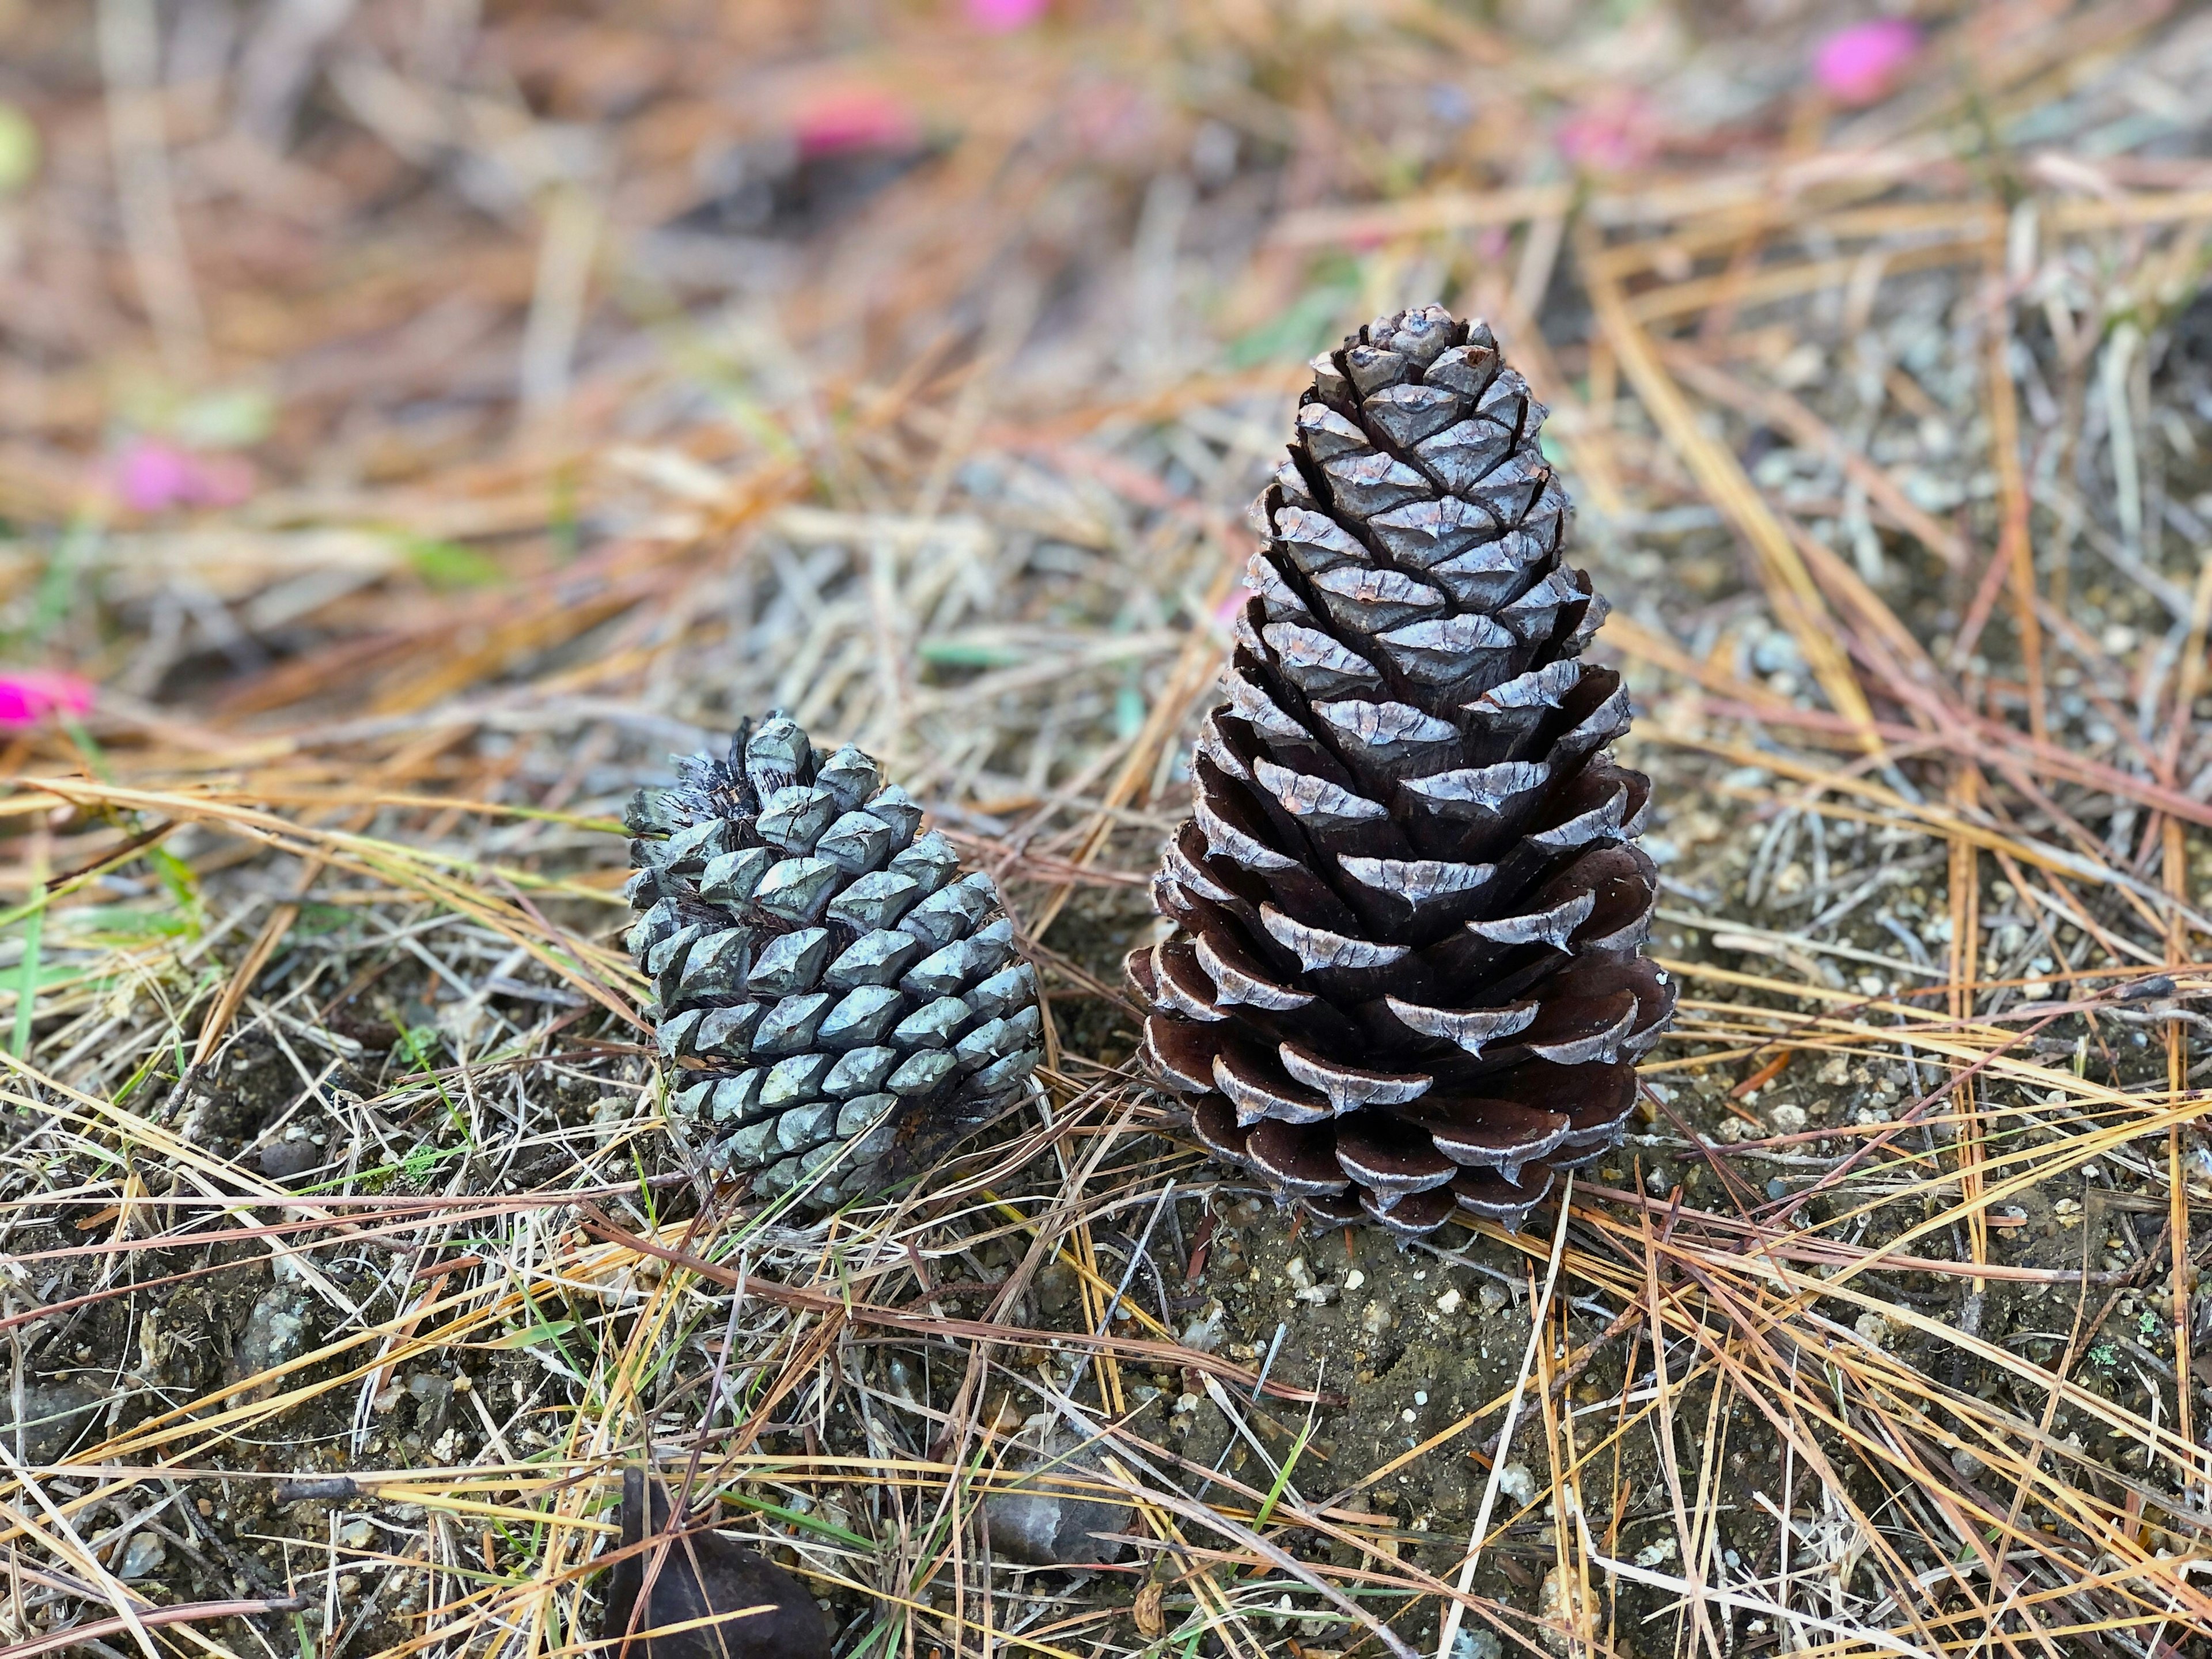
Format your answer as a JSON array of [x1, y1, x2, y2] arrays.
[[1128, 305, 1674, 1236], [626, 716, 1043, 1210]]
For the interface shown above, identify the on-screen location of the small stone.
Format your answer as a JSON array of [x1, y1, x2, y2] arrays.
[[0, 1381, 103, 1463], [982, 1444, 1134, 1567], [339, 1518, 374, 1549], [1478, 1281, 1508, 1315], [259, 1131, 324, 1180], [1033, 1262, 1081, 1320], [226, 1284, 319, 1406], [1496, 1463, 1536, 1506], [1767, 1103, 1808, 1135], [408, 1373, 455, 1437], [1343, 1269, 1366, 1292], [119, 1532, 166, 1580], [1179, 1304, 1225, 1354], [1435, 1287, 1463, 1316], [1535, 1565, 1585, 1653], [1633, 1533, 1679, 1568]]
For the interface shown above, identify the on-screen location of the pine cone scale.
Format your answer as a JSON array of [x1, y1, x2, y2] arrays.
[[1133, 304, 1676, 1234]]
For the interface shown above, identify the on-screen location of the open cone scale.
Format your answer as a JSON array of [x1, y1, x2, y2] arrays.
[[1130, 305, 1676, 1234]]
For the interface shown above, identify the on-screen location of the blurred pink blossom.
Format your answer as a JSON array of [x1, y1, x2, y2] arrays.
[[1557, 90, 1660, 173], [1213, 585, 1254, 627], [114, 438, 254, 515], [0, 671, 94, 729], [1813, 18, 1921, 105], [793, 88, 921, 158], [967, 0, 1047, 32]]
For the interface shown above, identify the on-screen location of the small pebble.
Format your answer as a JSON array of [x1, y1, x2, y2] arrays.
[[1536, 1566, 1582, 1653], [119, 1533, 166, 1580], [1634, 1534, 1679, 1567], [0, 1382, 102, 1463], [259, 1134, 324, 1181], [226, 1285, 317, 1406]]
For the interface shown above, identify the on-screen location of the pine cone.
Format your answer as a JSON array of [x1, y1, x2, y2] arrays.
[[1128, 305, 1674, 1236], [626, 715, 1043, 1209]]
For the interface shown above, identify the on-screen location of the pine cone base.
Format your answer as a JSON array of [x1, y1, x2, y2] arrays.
[[627, 716, 1043, 1210], [1131, 305, 1675, 1236]]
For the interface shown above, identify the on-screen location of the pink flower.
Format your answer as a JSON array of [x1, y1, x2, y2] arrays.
[[1556, 90, 1660, 173], [0, 671, 94, 728], [1813, 18, 1921, 106], [792, 88, 921, 158], [967, 0, 1047, 32], [114, 437, 255, 515]]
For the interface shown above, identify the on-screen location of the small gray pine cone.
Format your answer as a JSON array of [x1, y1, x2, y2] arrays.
[[626, 715, 1043, 1209], [1128, 304, 1675, 1237]]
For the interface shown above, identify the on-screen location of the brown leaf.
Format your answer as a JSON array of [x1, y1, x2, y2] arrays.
[[1134, 1578, 1165, 1639]]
